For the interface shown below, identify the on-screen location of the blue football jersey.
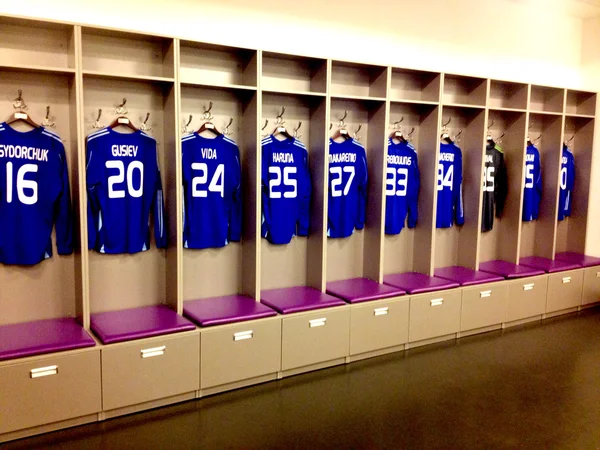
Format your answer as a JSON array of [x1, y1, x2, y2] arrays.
[[261, 135, 311, 245], [0, 123, 73, 265], [86, 127, 166, 254], [182, 133, 242, 249], [327, 138, 368, 238], [558, 145, 575, 221], [385, 139, 420, 235], [522, 144, 542, 222], [436, 142, 464, 228]]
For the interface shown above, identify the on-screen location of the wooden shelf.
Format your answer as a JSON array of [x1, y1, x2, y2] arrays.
[[389, 99, 439, 106], [82, 70, 175, 83], [0, 63, 75, 75], [180, 80, 257, 91], [261, 88, 326, 97], [330, 94, 386, 102], [528, 110, 563, 116], [565, 113, 595, 119], [442, 103, 485, 110], [488, 106, 527, 113]]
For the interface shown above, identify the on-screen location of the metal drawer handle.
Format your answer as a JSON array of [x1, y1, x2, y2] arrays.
[[141, 346, 166, 358], [523, 283, 535, 291], [596, 272, 600, 278], [374, 307, 389, 316], [30, 365, 58, 379], [480, 290, 492, 298], [562, 277, 572, 284], [309, 318, 327, 328], [233, 330, 254, 341], [430, 298, 444, 306]]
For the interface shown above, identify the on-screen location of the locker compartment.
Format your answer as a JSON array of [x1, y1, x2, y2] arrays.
[[409, 289, 462, 342], [460, 283, 508, 332], [0, 350, 101, 435], [582, 266, 600, 306], [101, 333, 199, 411], [201, 318, 281, 389], [281, 308, 350, 371], [349, 297, 409, 356], [505, 275, 548, 322], [546, 269, 584, 313]]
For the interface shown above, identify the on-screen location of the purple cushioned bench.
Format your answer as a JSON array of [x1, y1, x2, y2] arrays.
[[555, 252, 600, 268], [383, 272, 459, 294], [519, 256, 581, 273], [434, 266, 504, 286], [479, 260, 545, 279], [261, 286, 346, 314], [0, 317, 95, 361], [183, 294, 278, 327], [91, 304, 196, 345], [326, 277, 405, 304]]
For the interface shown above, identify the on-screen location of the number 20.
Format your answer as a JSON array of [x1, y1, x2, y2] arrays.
[[106, 160, 144, 198]]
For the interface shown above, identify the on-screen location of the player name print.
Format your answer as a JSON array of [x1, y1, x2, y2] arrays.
[[439, 152, 455, 162], [272, 152, 294, 163], [485, 154, 494, 163], [111, 144, 139, 157], [329, 152, 357, 163], [0, 144, 49, 162], [526, 153, 536, 162], [387, 155, 412, 165], [201, 148, 218, 159]]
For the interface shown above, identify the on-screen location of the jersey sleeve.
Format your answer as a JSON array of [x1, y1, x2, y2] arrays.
[[228, 145, 242, 242], [152, 151, 167, 249], [260, 145, 270, 238], [297, 148, 311, 236], [356, 147, 368, 230], [535, 150, 543, 201], [407, 150, 420, 229], [454, 149, 465, 226], [54, 143, 73, 255], [495, 150, 508, 218], [85, 139, 101, 250]]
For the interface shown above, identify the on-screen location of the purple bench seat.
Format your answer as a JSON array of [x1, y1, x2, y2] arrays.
[[0, 317, 95, 361], [91, 305, 196, 345], [555, 252, 600, 268], [326, 277, 405, 304], [519, 256, 581, 273], [479, 260, 545, 279], [261, 286, 346, 314], [184, 294, 278, 327], [435, 266, 504, 286], [383, 272, 459, 294]]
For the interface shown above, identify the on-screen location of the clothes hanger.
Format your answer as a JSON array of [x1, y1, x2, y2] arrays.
[[272, 106, 293, 139], [440, 117, 453, 144], [331, 110, 351, 141], [486, 119, 495, 146], [197, 102, 221, 136], [389, 117, 407, 143], [108, 98, 139, 132], [6, 90, 40, 128]]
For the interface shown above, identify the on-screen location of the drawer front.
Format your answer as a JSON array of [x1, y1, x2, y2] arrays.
[[409, 290, 462, 342], [102, 333, 199, 411], [0, 350, 101, 434], [281, 308, 350, 371], [201, 319, 282, 389], [582, 267, 600, 305], [461, 283, 508, 332], [350, 297, 409, 355], [506, 275, 548, 322], [546, 269, 584, 313]]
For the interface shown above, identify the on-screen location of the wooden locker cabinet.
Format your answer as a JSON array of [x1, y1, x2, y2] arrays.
[[281, 307, 350, 372], [581, 266, 600, 306], [460, 283, 508, 332], [0, 350, 101, 435], [408, 289, 462, 343], [505, 275, 548, 322], [201, 317, 282, 390], [101, 332, 199, 411], [349, 297, 409, 356], [546, 269, 584, 313]]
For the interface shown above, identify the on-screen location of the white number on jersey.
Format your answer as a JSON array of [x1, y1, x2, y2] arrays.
[[560, 167, 567, 190], [330, 166, 356, 197], [106, 160, 144, 199], [525, 164, 534, 189], [483, 166, 495, 193], [269, 166, 297, 199], [437, 163, 453, 191], [6, 162, 38, 205], [192, 163, 224, 198], [386, 167, 408, 197]]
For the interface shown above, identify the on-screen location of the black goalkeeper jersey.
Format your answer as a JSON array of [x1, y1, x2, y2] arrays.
[[481, 142, 507, 232]]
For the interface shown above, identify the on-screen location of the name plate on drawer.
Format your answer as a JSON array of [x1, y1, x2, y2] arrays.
[[430, 298, 444, 306], [309, 318, 327, 328], [30, 365, 58, 379], [373, 307, 389, 316], [141, 345, 166, 358], [523, 283, 535, 291], [562, 276, 572, 284], [480, 290, 492, 298], [233, 330, 254, 341]]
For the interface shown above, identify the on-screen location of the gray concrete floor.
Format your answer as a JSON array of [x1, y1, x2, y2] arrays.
[[3, 307, 600, 449]]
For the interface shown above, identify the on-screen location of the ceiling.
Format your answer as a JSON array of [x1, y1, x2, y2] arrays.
[[508, 0, 600, 18]]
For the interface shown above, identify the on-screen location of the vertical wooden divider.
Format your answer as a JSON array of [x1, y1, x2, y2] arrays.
[[550, 94, 569, 259], [515, 85, 533, 263]]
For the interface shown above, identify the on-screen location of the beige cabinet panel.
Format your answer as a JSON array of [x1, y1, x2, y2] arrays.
[[349, 297, 409, 356], [0, 350, 101, 435], [461, 283, 508, 332], [201, 318, 282, 389], [409, 290, 462, 343], [546, 269, 584, 313], [102, 333, 199, 411], [281, 308, 350, 371], [506, 275, 548, 322], [582, 267, 600, 306]]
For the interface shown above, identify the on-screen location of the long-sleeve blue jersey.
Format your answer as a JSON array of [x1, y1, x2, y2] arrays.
[[436, 142, 464, 228], [385, 139, 420, 235], [558, 145, 575, 221], [327, 138, 368, 238], [86, 127, 166, 254], [0, 123, 73, 265], [522, 144, 542, 221], [182, 133, 242, 249], [261, 135, 311, 245]]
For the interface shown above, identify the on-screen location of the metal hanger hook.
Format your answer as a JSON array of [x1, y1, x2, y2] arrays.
[[394, 117, 404, 129], [186, 115, 193, 127], [487, 118, 495, 130], [46, 106, 51, 120], [144, 112, 150, 125], [407, 127, 415, 137], [262, 119, 269, 131], [442, 117, 452, 129], [276, 106, 286, 125], [355, 124, 362, 134]]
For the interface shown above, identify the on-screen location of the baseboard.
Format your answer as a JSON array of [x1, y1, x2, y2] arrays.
[[279, 358, 346, 378], [346, 344, 406, 363], [0, 413, 98, 444], [503, 315, 543, 328], [200, 373, 278, 397], [407, 333, 457, 349], [100, 392, 196, 420], [458, 323, 502, 338]]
